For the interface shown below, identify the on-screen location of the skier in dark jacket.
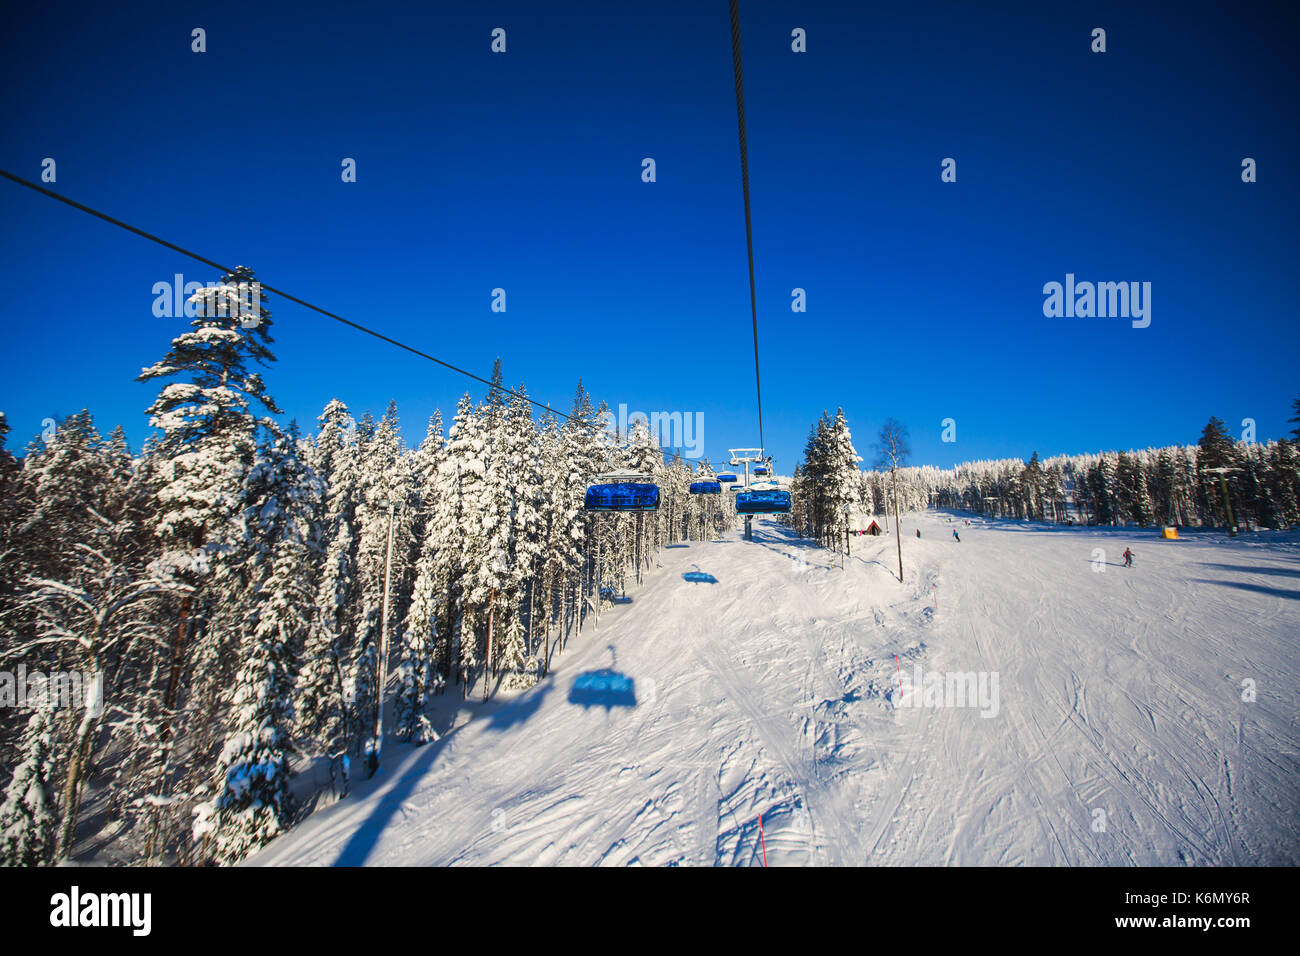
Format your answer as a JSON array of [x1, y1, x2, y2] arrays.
[[916, 529, 921, 538], [953, 529, 960, 542], [1122, 547, 1133, 567]]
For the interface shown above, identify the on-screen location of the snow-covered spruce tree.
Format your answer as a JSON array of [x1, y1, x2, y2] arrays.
[[472, 366, 514, 700], [795, 414, 832, 542], [662, 451, 692, 544], [0, 706, 59, 866], [0, 411, 16, 501], [824, 410, 863, 544], [534, 412, 567, 673], [1115, 452, 1153, 526], [493, 386, 544, 690], [393, 412, 446, 743], [0, 411, 20, 594], [560, 383, 606, 637], [1020, 452, 1044, 520], [1266, 440, 1300, 528], [200, 428, 321, 864], [350, 401, 412, 769], [405, 409, 444, 569], [1089, 454, 1120, 525], [443, 394, 489, 696], [298, 399, 362, 794], [624, 415, 665, 557], [1197, 416, 1243, 528], [16, 411, 112, 584], [0, 412, 28, 771]]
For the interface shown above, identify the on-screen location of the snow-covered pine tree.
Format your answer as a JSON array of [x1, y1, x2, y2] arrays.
[[135, 267, 280, 853], [348, 402, 411, 770], [1020, 452, 1044, 520], [0, 706, 59, 866], [16, 411, 111, 583], [393, 412, 446, 743], [297, 399, 363, 794], [470, 365, 517, 700], [559, 383, 605, 637], [796, 414, 833, 542], [1266, 440, 1300, 528], [200, 427, 320, 864], [444, 394, 491, 697], [534, 411, 572, 673], [825, 410, 863, 546], [1197, 417, 1241, 527], [619, 414, 662, 574], [15, 507, 186, 860], [493, 385, 544, 690]]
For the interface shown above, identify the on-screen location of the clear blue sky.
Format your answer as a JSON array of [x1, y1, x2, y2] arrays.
[[2, 0, 1296, 470]]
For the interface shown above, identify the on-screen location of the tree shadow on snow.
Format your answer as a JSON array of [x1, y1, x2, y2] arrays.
[[331, 735, 451, 867], [485, 682, 554, 732], [1197, 561, 1300, 579], [1189, 578, 1300, 601]]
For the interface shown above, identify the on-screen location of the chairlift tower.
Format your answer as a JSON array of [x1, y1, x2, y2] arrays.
[[729, 448, 771, 540]]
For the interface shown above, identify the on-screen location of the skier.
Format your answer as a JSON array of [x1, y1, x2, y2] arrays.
[[916, 529, 921, 539], [1122, 547, 1134, 568], [953, 529, 961, 542]]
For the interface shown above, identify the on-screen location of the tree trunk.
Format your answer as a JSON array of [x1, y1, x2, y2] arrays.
[[56, 665, 101, 861], [161, 593, 193, 737]]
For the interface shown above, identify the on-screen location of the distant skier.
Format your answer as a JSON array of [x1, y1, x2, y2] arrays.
[[916, 529, 921, 539], [1122, 547, 1134, 568], [953, 529, 961, 542]]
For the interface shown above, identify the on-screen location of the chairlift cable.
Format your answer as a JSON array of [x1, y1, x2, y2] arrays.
[[729, 0, 766, 458], [0, 167, 593, 428]]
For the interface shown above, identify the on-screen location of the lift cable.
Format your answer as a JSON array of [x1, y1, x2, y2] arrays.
[[728, 0, 766, 458], [0, 167, 595, 427]]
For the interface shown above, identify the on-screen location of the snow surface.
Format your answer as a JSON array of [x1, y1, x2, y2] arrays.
[[251, 511, 1299, 866]]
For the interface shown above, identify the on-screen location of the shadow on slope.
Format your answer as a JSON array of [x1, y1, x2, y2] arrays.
[[568, 668, 638, 709], [331, 736, 451, 866]]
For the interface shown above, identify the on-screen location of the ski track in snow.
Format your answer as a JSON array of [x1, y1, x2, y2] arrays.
[[250, 513, 1300, 867]]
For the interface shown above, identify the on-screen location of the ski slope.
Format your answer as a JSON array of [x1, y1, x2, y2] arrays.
[[252, 512, 1300, 866]]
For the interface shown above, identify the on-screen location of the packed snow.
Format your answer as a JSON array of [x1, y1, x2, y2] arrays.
[[251, 511, 1299, 866]]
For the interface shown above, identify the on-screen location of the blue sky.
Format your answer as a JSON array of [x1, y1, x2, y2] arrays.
[[2, 0, 1296, 470]]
